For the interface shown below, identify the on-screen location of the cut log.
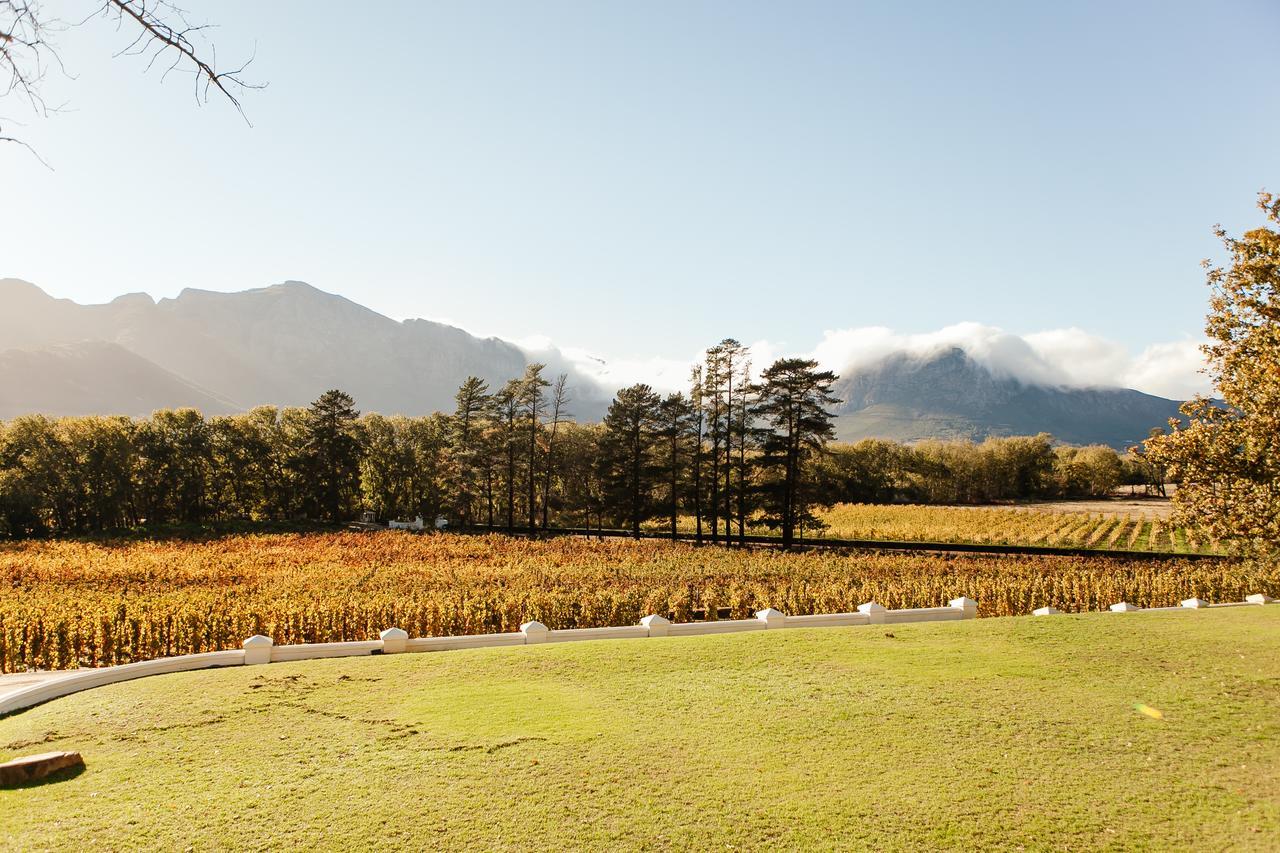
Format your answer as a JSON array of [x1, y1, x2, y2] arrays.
[[0, 751, 84, 787]]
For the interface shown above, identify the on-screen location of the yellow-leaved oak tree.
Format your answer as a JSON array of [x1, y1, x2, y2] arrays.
[[1145, 192, 1280, 555]]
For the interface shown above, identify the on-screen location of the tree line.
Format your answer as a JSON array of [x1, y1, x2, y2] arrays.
[[0, 338, 1151, 546], [0, 342, 839, 548], [818, 435, 1159, 506]]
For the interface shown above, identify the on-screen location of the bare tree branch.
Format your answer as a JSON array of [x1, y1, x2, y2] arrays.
[[97, 0, 263, 123], [0, 133, 49, 166], [0, 0, 262, 161]]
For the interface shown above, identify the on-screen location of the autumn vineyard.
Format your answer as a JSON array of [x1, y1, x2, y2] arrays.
[[659, 502, 1224, 553], [813, 503, 1223, 552], [4, 522, 1272, 673]]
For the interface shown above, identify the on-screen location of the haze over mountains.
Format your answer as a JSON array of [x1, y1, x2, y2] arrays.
[[0, 278, 1186, 448]]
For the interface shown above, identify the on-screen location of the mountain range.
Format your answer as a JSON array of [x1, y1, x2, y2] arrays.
[[0, 278, 1184, 448], [0, 278, 555, 418]]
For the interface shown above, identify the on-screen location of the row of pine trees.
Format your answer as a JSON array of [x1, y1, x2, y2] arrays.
[[383, 338, 841, 548]]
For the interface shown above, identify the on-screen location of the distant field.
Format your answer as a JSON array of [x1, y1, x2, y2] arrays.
[[2, 609, 1277, 849], [994, 495, 1174, 519], [810, 502, 1212, 552], [3, 532, 1271, 672], [649, 500, 1210, 553]]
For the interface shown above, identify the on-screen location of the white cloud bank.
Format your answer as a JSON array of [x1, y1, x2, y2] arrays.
[[519, 323, 1212, 402]]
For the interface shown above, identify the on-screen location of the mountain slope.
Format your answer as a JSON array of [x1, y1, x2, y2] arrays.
[[0, 278, 548, 416], [0, 342, 241, 420], [832, 347, 1184, 448]]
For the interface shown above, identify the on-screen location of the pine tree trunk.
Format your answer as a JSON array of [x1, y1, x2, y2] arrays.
[[709, 420, 719, 544], [724, 372, 733, 544], [527, 417, 537, 533], [506, 439, 515, 531], [737, 413, 746, 544], [670, 435, 678, 539], [486, 467, 494, 527], [693, 412, 703, 544], [632, 430, 642, 539]]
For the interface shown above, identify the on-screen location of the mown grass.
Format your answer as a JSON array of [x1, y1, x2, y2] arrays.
[[2, 608, 1278, 850]]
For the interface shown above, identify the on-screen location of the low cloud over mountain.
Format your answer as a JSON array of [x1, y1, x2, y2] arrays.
[[829, 347, 1186, 449], [551, 323, 1208, 403], [806, 323, 1209, 401]]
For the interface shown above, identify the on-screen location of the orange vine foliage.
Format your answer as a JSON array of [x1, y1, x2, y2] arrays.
[[3, 532, 1272, 671]]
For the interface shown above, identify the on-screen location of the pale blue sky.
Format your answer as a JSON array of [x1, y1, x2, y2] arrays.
[[3, 0, 1278, 396]]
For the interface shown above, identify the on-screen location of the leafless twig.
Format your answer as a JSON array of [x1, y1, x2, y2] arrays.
[[94, 0, 263, 123], [0, 0, 261, 163]]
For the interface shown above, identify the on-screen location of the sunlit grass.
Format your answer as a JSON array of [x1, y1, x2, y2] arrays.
[[2, 608, 1277, 849]]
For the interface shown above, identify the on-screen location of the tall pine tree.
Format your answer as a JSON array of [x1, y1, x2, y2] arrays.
[[752, 360, 839, 549], [302, 390, 364, 522], [599, 384, 662, 538]]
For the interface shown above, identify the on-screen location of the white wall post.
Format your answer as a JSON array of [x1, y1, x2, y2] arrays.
[[949, 597, 978, 619], [755, 608, 786, 629], [1180, 598, 1209, 609], [1033, 606, 1061, 616], [1109, 602, 1141, 612], [858, 601, 887, 624], [243, 634, 273, 665], [520, 621, 549, 644], [380, 627, 408, 653], [1246, 593, 1276, 605], [640, 614, 671, 637]]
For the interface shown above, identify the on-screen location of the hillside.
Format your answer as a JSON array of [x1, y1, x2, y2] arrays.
[[0, 342, 240, 420], [1, 609, 1276, 848], [0, 278, 555, 418], [833, 347, 1185, 448]]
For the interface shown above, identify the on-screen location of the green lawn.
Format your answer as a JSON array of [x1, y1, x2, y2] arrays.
[[2, 610, 1278, 851]]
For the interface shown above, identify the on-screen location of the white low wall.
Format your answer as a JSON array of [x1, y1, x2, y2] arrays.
[[885, 606, 968, 624], [1, 593, 1273, 716], [783, 612, 868, 628], [269, 640, 383, 663], [545, 625, 650, 643], [404, 633, 526, 653], [1030, 594, 1277, 617], [666, 618, 767, 637], [0, 650, 244, 717]]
